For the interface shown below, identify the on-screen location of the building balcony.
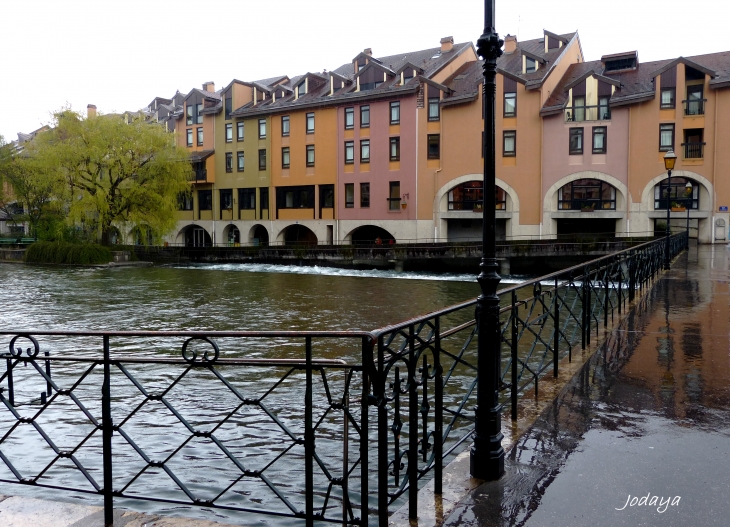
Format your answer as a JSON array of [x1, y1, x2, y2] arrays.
[[682, 142, 705, 159], [564, 105, 611, 123], [683, 99, 706, 116], [193, 169, 208, 182]]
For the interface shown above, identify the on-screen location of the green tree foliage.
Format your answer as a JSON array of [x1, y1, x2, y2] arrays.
[[25, 109, 192, 245]]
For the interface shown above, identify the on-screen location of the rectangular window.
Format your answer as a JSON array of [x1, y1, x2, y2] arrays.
[[306, 145, 315, 167], [237, 122, 244, 141], [592, 126, 607, 154], [360, 105, 370, 127], [428, 97, 440, 121], [225, 123, 233, 143], [277, 186, 315, 209], [390, 101, 400, 124], [237, 151, 244, 172], [258, 119, 266, 139], [390, 137, 400, 161], [225, 97, 232, 120], [660, 88, 675, 109], [198, 190, 212, 210], [360, 139, 370, 162], [569, 128, 583, 154], [186, 129, 193, 147], [686, 85, 705, 115], [525, 57, 537, 73], [344, 141, 354, 164], [598, 96, 611, 120], [220, 189, 233, 214], [196, 103, 203, 124], [186, 105, 193, 126], [282, 147, 290, 168], [388, 181, 401, 211], [178, 192, 193, 211], [504, 92, 517, 117], [306, 112, 315, 133], [260, 188, 269, 210], [503, 130, 516, 157], [659, 123, 675, 151], [345, 183, 354, 208], [427, 134, 440, 159], [345, 107, 354, 129], [360, 182, 370, 208], [259, 149, 266, 170], [225, 152, 233, 172], [572, 96, 586, 122], [239, 188, 256, 210], [281, 115, 289, 136], [196, 127, 203, 146], [320, 184, 334, 208]]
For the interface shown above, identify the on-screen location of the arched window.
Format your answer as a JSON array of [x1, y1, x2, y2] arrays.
[[558, 179, 616, 210], [448, 181, 506, 211], [654, 177, 698, 210]]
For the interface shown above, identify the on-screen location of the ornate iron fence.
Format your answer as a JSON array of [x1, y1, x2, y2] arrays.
[[0, 233, 686, 526]]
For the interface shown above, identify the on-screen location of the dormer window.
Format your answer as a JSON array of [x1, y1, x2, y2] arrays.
[[604, 57, 636, 71], [297, 80, 307, 97], [525, 57, 537, 73]]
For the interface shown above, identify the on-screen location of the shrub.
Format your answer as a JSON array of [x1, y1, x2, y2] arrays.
[[24, 241, 112, 265]]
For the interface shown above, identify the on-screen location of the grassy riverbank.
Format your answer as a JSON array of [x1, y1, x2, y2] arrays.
[[24, 241, 112, 265]]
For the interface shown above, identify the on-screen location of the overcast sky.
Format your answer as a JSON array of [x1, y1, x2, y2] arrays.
[[2, 0, 728, 141]]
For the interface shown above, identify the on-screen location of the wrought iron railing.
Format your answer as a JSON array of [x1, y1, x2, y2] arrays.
[[564, 104, 611, 122], [683, 98, 706, 116], [0, 233, 687, 526], [682, 141, 705, 159]]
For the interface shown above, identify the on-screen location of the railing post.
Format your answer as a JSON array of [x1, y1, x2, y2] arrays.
[[603, 264, 609, 328], [360, 336, 371, 527], [377, 335, 388, 526], [581, 268, 587, 350], [434, 317, 443, 495], [304, 336, 314, 526], [618, 257, 622, 315], [553, 278, 559, 378], [102, 335, 114, 527], [6, 357, 14, 407], [408, 325, 418, 521], [44, 351, 52, 397], [511, 290, 518, 420]]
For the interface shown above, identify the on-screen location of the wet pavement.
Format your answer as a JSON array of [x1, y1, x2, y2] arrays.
[[440, 244, 730, 527]]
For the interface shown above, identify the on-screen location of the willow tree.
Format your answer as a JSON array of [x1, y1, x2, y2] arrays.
[[27, 109, 192, 245]]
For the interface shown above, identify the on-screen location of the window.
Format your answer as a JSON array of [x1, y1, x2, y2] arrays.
[[237, 122, 244, 141], [360, 105, 370, 127], [683, 128, 704, 158], [504, 91, 516, 117], [225, 152, 233, 172], [598, 97, 611, 120], [306, 112, 315, 133], [186, 129, 193, 147], [320, 185, 334, 208], [660, 88, 675, 109], [427, 134, 440, 159], [525, 57, 537, 73], [297, 80, 307, 96], [390, 101, 400, 124], [360, 139, 370, 162], [178, 192, 193, 211], [654, 177, 698, 210], [281, 115, 290, 136], [225, 97, 232, 120], [196, 127, 203, 146], [344, 141, 354, 164], [558, 179, 616, 210], [659, 123, 675, 151], [282, 147, 290, 168], [447, 181, 506, 211], [686, 85, 705, 115], [388, 181, 401, 211], [569, 128, 583, 154], [503, 130, 516, 157], [259, 149, 266, 170], [345, 107, 354, 129], [592, 126, 607, 154], [258, 119, 266, 139], [428, 97, 440, 121], [360, 182, 370, 207], [572, 96, 586, 122], [277, 186, 315, 209], [345, 183, 354, 208], [306, 145, 315, 167], [186, 105, 193, 126], [196, 104, 203, 124], [260, 188, 269, 211], [225, 123, 233, 143], [198, 190, 212, 211], [390, 137, 400, 161], [239, 188, 256, 210], [237, 151, 244, 172], [220, 189, 233, 213]]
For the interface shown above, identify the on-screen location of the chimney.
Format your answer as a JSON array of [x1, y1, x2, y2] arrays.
[[440, 36, 454, 53], [202, 81, 215, 92], [504, 34, 517, 54], [363, 48, 372, 56], [87, 104, 97, 118]]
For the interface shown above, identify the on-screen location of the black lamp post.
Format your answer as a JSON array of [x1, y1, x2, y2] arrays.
[[685, 180, 692, 250], [663, 149, 677, 270], [471, 0, 505, 481]]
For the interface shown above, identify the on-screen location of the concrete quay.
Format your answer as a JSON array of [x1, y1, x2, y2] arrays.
[[395, 243, 730, 527]]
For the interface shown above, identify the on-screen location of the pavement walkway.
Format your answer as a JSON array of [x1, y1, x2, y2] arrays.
[[437, 244, 730, 526]]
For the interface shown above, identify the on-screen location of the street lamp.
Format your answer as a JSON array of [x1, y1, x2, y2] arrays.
[[685, 180, 692, 250], [663, 150, 677, 269], [471, 0, 505, 481]]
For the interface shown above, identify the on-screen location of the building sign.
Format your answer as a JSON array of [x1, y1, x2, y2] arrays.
[[720, 206, 728, 212]]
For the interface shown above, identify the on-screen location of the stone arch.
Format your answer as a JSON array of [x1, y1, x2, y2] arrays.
[[345, 225, 396, 245], [434, 174, 520, 214], [543, 171, 629, 214], [248, 224, 269, 246], [279, 224, 318, 245], [639, 170, 713, 213], [176, 224, 212, 247], [223, 224, 240, 245]]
